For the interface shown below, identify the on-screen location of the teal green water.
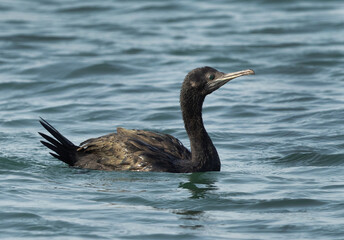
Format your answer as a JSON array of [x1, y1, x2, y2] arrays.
[[1, 0, 344, 239]]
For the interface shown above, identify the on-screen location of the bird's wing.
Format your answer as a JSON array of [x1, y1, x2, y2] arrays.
[[116, 128, 191, 160], [75, 127, 191, 172]]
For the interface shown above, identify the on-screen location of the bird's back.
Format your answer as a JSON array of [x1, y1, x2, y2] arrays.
[[74, 128, 191, 172]]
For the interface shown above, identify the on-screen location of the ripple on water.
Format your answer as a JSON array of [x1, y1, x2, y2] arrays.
[[0, 34, 76, 43], [1, 0, 344, 239], [56, 5, 112, 14], [250, 198, 326, 210], [274, 152, 344, 167], [65, 63, 140, 79]]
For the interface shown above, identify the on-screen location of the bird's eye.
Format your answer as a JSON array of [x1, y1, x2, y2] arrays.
[[208, 74, 215, 80]]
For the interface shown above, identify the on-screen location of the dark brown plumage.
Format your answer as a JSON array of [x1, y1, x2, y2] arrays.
[[39, 67, 254, 172]]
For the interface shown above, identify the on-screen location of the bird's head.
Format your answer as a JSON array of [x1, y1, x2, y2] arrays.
[[182, 66, 255, 97]]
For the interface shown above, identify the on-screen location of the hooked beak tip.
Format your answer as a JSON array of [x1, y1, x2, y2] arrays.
[[206, 68, 255, 93]]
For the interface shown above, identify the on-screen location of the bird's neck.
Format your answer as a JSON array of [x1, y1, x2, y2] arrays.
[[180, 92, 220, 172]]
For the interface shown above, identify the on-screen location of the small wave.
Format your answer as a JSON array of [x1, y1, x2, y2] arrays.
[[250, 27, 307, 35], [0, 81, 49, 93], [134, 2, 182, 12], [203, 56, 246, 64], [272, 152, 344, 166], [1, 211, 42, 219], [0, 34, 75, 43], [0, 5, 11, 11], [65, 63, 138, 79], [267, 64, 320, 76], [0, 156, 30, 170], [285, 5, 335, 12], [33, 103, 85, 114], [19, 62, 82, 80], [142, 112, 179, 122], [251, 198, 326, 209], [321, 184, 344, 190], [122, 47, 146, 55], [56, 5, 111, 13]]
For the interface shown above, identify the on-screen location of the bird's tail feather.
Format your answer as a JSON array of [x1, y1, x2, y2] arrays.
[[38, 117, 77, 166]]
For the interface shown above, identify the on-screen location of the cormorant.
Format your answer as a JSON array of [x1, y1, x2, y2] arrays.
[[39, 66, 254, 172]]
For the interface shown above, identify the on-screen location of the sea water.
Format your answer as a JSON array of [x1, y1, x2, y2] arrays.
[[0, 1, 344, 239]]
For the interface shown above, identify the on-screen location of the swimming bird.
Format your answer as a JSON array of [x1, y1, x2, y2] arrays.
[[39, 67, 254, 172]]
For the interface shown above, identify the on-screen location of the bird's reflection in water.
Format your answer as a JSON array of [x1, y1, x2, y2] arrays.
[[179, 172, 218, 199], [172, 209, 205, 230], [174, 172, 219, 229]]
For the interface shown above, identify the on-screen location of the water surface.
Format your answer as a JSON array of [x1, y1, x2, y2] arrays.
[[1, 0, 344, 239]]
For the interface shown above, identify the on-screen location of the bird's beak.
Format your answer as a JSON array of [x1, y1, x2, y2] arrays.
[[206, 69, 255, 93]]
